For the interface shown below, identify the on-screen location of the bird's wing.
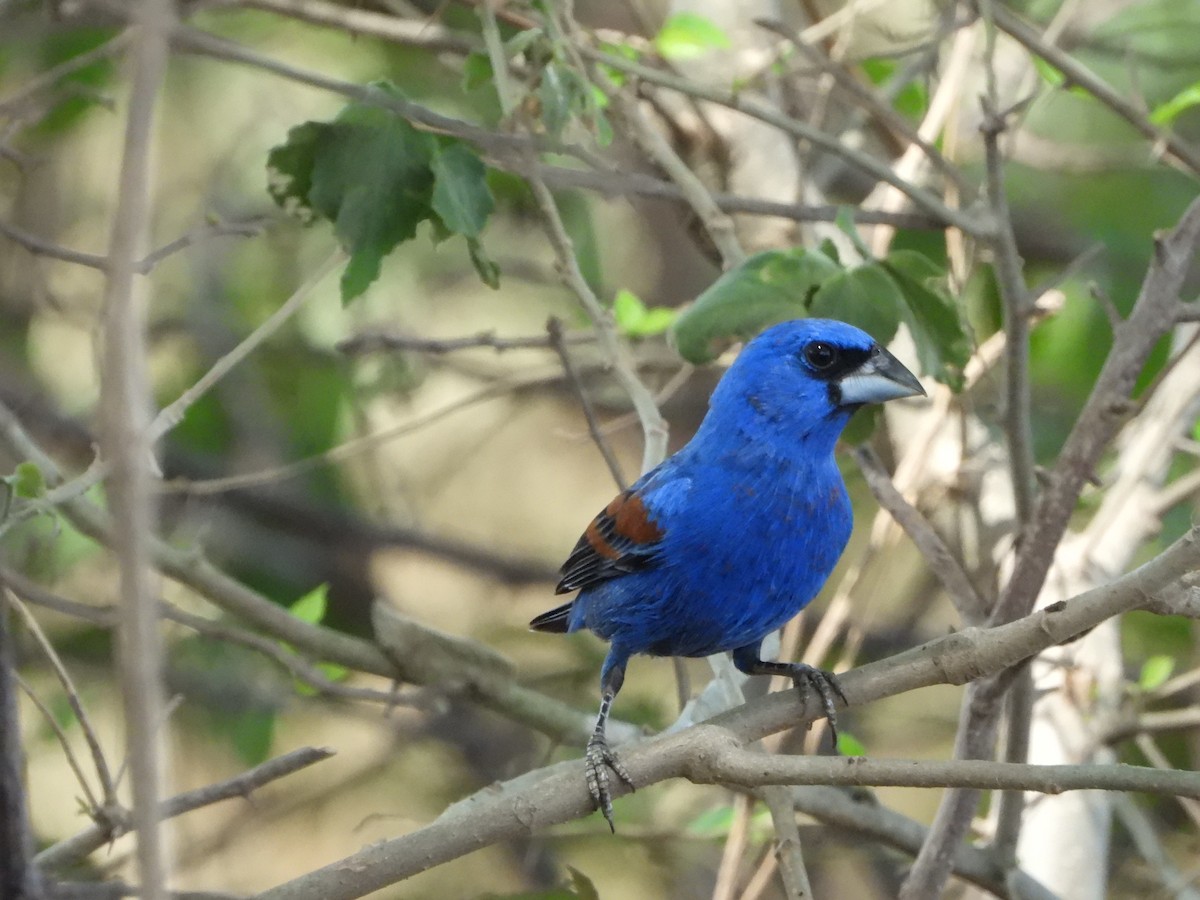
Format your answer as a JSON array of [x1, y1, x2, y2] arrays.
[[556, 474, 684, 594]]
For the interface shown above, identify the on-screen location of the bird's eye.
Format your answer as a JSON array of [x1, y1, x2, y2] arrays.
[[804, 341, 839, 370]]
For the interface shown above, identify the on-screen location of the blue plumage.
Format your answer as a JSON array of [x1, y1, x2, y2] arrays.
[[531, 318, 924, 829]]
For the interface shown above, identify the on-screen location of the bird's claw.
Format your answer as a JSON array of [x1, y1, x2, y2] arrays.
[[585, 734, 634, 832], [791, 665, 847, 749]]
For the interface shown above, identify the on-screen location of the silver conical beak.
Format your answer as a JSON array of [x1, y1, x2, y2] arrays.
[[838, 345, 925, 405]]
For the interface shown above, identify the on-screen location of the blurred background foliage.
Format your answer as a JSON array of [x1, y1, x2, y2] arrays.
[[1, 0, 1199, 897]]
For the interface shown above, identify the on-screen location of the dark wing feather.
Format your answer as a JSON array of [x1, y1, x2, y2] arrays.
[[556, 488, 666, 594]]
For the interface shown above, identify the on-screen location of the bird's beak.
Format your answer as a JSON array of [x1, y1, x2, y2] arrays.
[[838, 345, 925, 405]]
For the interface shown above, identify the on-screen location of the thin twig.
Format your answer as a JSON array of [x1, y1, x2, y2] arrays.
[[1134, 733, 1200, 830], [0, 601, 43, 900], [5, 590, 117, 804], [14, 673, 101, 812], [981, 103, 1036, 528], [987, 0, 1200, 175], [2, 569, 423, 710], [36, 747, 335, 871], [337, 329, 594, 356], [712, 793, 755, 900], [760, 788, 811, 899], [159, 366, 565, 495], [610, 91, 745, 268], [0, 32, 132, 113], [0, 396, 633, 748], [253, 526, 1200, 900], [583, 48, 991, 238], [546, 317, 626, 490], [0, 219, 109, 270], [853, 447, 986, 624], [526, 175, 669, 472], [478, 0, 520, 117], [148, 250, 342, 443], [137, 217, 269, 272]]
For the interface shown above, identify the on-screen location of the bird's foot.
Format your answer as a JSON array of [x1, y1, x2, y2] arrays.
[[585, 733, 634, 832], [790, 664, 848, 749]]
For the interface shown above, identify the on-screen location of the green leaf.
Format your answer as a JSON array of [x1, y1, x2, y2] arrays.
[[468, 237, 501, 289], [1139, 654, 1175, 691], [504, 27, 545, 60], [613, 287, 647, 331], [882, 250, 970, 389], [266, 121, 322, 221], [1151, 81, 1200, 125], [11, 462, 45, 500], [565, 867, 600, 900], [686, 803, 738, 838], [837, 731, 867, 757], [612, 289, 676, 337], [670, 248, 842, 363], [290, 583, 329, 625], [462, 52, 494, 91], [295, 661, 349, 697], [227, 709, 275, 766], [834, 206, 873, 260], [1031, 55, 1066, 89], [539, 64, 573, 136], [808, 263, 903, 346], [310, 103, 435, 301], [267, 84, 499, 302], [841, 405, 880, 445], [655, 12, 732, 60], [431, 142, 494, 238], [860, 57, 928, 119]]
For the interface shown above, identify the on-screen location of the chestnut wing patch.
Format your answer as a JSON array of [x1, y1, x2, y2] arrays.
[[556, 489, 666, 594]]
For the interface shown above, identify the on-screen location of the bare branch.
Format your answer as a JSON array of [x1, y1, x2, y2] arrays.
[[99, 4, 176, 895], [337, 328, 594, 356], [0, 397, 628, 747], [526, 175, 669, 472], [996, 193, 1200, 626], [0, 599, 43, 900], [853, 446, 986, 625], [254, 526, 1200, 900], [987, 1, 1200, 176], [5, 590, 117, 804], [546, 317, 626, 490], [36, 747, 334, 872]]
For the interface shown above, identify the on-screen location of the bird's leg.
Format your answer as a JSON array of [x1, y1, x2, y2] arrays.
[[732, 644, 848, 749], [586, 657, 634, 832]]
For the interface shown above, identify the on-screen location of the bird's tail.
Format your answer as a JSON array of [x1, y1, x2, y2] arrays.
[[529, 601, 574, 633]]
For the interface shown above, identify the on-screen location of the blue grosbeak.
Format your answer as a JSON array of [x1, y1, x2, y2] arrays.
[[531, 318, 924, 829]]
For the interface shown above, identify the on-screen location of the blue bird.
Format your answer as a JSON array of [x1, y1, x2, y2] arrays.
[[531, 318, 924, 829]]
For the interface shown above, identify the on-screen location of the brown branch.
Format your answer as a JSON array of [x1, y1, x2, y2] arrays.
[[0, 397, 628, 747], [0, 601, 44, 900], [99, 3, 175, 895], [987, 1, 1200, 176], [546, 317, 626, 490], [337, 329, 594, 356], [995, 194, 1200, 626], [254, 526, 1200, 900], [5, 590, 117, 804], [36, 747, 334, 872], [853, 446, 987, 625]]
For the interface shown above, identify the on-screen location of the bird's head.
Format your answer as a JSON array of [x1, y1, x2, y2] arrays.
[[706, 318, 925, 451]]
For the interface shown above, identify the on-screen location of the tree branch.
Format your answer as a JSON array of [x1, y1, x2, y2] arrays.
[[254, 525, 1200, 900], [36, 747, 334, 872], [99, 5, 176, 896]]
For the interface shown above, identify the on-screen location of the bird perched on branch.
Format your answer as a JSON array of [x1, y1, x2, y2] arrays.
[[531, 318, 925, 830]]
